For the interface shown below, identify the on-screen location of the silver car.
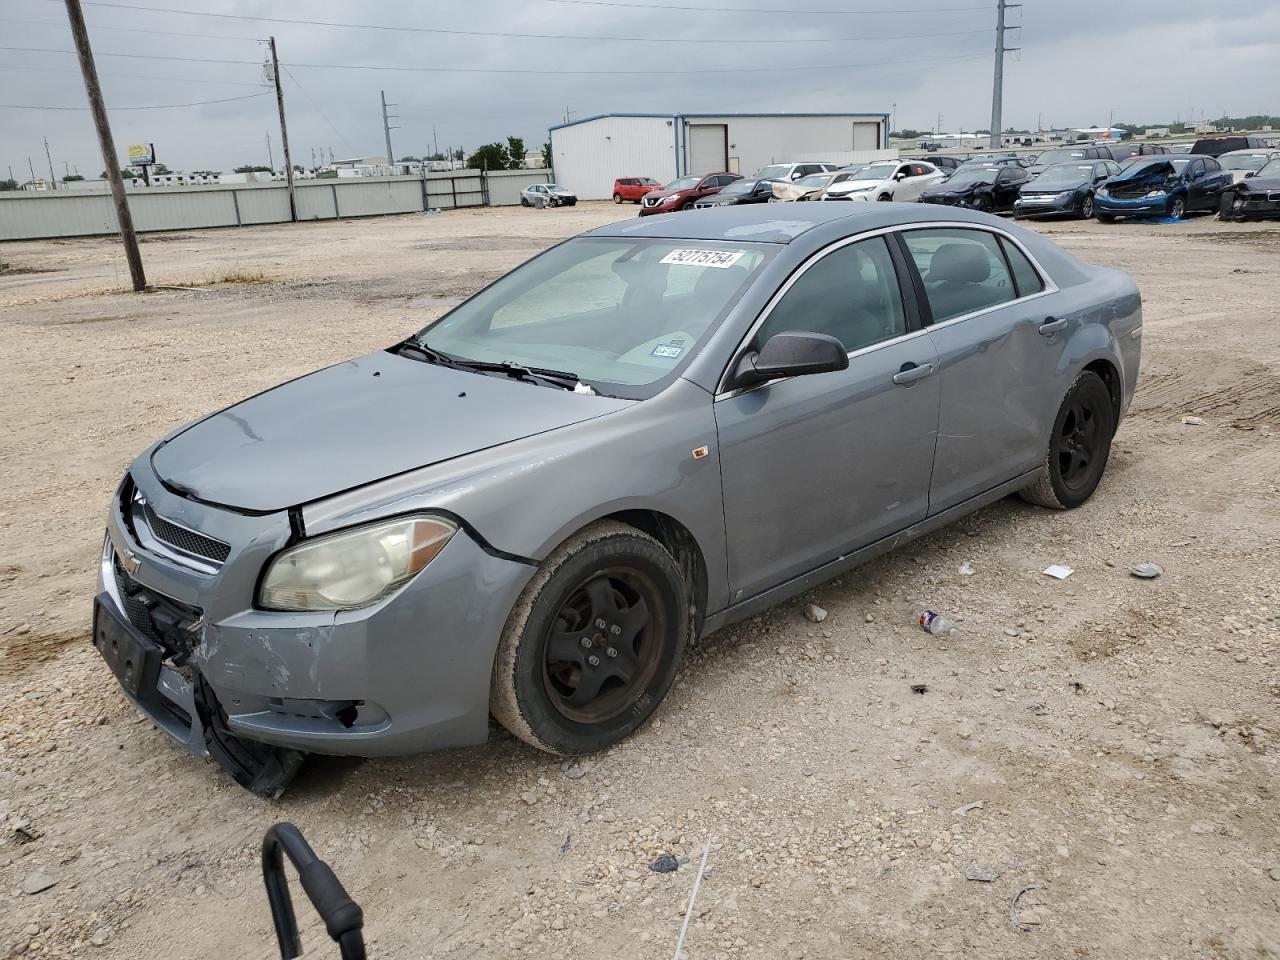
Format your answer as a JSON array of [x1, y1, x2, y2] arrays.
[[94, 205, 1142, 794], [520, 182, 577, 207]]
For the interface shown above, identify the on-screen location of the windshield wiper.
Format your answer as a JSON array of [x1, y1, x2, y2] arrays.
[[449, 358, 592, 393], [395, 338, 459, 367]]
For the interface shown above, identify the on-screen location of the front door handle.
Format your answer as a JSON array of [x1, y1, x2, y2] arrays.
[[892, 362, 935, 386], [1039, 317, 1068, 335]]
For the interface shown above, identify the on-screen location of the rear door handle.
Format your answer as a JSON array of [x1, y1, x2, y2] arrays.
[[1039, 317, 1068, 335], [892, 362, 935, 386]]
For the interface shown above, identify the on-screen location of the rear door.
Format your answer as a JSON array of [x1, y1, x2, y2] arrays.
[[715, 234, 940, 600], [993, 167, 1027, 210], [1189, 157, 1230, 209], [899, 227, 1066, 512]]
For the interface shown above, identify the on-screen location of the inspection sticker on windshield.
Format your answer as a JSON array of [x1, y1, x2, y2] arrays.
[[660, 249, 745, 269], [651, 343, 684, 359]]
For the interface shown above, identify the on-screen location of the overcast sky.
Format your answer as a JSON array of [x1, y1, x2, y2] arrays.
[[3, 0, 1279, 179]]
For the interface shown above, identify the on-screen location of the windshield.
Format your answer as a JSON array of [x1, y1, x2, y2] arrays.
[[719, 179, 756, 194], [1035, 148, 1088, 165], [1221, 154, 1271, 172], [417, 238, 773, 396], [754, 165, 792, 180], [641, 177, 660, 185], [662, 176, 700, 191], [1258, 159, 1280, 177], [1121, 157, 1190, 177], [946, 168, 998, 186], [545, 183, 564, 191], [849, 163, 897, 181], [795, 174, 833, 188], [1034, 163, 1094, 187]]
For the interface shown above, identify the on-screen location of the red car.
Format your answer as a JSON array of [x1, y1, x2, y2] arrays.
[[638, 172, 742, 216], [612, 176, 662, 203]]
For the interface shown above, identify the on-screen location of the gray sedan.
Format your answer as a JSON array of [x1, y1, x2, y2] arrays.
[[93, 204, 1142, 794]]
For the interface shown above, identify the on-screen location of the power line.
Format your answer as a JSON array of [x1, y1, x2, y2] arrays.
[[0, 91, 271, 110], [0, 15, 263, 41], [49, 0, 986, 44], [0, 62, 267, 87], [0, 45, 991, 75], [535, 0, 990, 11], [281, 66, 356, 158]]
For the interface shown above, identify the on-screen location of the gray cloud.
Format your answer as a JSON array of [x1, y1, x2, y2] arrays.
[[2, 0, 1278, 180]]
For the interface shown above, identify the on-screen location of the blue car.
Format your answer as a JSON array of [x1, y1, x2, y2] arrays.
[[1094, 155, 1233, 221], [1014, 160, 1121, 220]]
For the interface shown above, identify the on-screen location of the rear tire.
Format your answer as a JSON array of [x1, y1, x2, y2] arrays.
[[490, 522, 689, 756], [1020, 371, 1115, 510], [613, 193, 622, 204]]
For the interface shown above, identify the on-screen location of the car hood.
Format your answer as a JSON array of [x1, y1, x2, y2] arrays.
[[1022, 180, 1085, 193], [825, 180, 882, 196], [547, 188, 576, 196], [1108, 163, 1176, 185], [644, 188, 690, 200], [1239, 175, 1280, 192], [924, 182, 983, 196], [149, 351, 632, 512]]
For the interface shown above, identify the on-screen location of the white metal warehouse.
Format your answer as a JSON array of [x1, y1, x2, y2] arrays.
[[548, 112, 892, 201]]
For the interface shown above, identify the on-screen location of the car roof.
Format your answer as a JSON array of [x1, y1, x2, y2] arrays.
[[584, 202, 995, 245], [1220, 148, 1277, 156]]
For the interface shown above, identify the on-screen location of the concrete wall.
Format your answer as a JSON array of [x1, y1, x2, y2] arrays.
[[683, 115, 889, 178], [550, 116, 678, 201], [0, 169, 551, 241]]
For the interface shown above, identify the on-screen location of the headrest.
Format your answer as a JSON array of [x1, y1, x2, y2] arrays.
[[927, 243, 991, 284]]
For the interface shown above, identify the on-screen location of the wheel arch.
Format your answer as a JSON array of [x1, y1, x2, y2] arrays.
[[1082, 357, 1122, 429], [588, 509, 710, 640]]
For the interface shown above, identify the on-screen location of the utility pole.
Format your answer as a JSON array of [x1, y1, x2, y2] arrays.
[[63, 0, 145, 290], [989, 0, 1021, 150], [266, 131, 274, 171], [267, 36, 296, 221], [28, 157, 37, 185], [44, 138, 58, 190], [381, 90, 398, 169], [432, 124, 439, 159]]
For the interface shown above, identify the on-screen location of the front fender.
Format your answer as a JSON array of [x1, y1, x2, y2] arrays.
[[301, 379, 732, 615]]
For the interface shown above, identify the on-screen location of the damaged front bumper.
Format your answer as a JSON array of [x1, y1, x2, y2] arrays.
[[94, 463, 535, 794]]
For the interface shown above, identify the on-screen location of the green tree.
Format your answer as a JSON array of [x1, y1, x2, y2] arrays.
[[541, 141, 552, 169], [467, 142, 508, 170], [399, 155, 420, 162], [452, 148, 464, 161], [150, 163, 171, 175], [234, 164, 273, 173], [101, 168, 138, 180], [62, 174, 85, 182], [505, 136, 526, 169], [0, 178, 18, 191], [892, 129, 927, 140]]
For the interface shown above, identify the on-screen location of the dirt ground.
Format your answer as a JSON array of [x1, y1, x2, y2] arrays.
[[1, 204, 1277, 960]]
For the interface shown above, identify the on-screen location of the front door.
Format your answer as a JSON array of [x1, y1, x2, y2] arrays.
[[897, 226, 1067, 512], [715, 235, 940, 601]]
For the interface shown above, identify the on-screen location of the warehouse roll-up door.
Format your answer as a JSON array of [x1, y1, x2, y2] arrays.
[[688, 124, 728, 174], [852, 122, 880, 151]]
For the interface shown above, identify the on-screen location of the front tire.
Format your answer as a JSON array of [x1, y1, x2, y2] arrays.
[[520, 197, 530, 207], [1169, 195, 1186, 220], [1020, 371, 1115, 510], [973, 194, 993, 214], [612, 193, 622, 204], [1079, 194, 1095, 219], [1096, 212, 1116, 223], [490, 522, 689, 755], [877, 193, 893, 202]]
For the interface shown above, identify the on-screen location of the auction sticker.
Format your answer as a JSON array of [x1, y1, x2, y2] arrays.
[[660, 249, 745, 268]]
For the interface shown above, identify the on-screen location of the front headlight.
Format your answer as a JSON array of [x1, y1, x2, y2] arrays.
[[1145, 189, 1166, 198], [1097, 187, 1109, 196], [1057, 191, 1075, 200], [258, 515, 457, 611], [660, 194, 680, 204]]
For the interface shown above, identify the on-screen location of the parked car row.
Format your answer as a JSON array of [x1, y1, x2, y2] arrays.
[[609, 134, 1278, 223]]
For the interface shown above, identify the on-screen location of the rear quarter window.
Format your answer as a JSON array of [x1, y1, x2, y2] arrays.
[[999, 237, 1046, 297]]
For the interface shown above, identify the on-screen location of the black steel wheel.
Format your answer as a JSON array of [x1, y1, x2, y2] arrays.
[[1079, 193, 1095, 219], [1020, 371, 1115, 510], [490, 522, 688, 755]]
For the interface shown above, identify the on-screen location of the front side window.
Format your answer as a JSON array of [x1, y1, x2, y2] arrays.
[[902, 229, 1017, 324], [754, 236, 906, 354], [420, 238, 773, 395]]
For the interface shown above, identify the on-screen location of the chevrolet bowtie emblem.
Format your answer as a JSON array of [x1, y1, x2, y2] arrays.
[[121, 547, 142, 576]]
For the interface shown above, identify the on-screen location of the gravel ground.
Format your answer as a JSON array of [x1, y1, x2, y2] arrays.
[[1, 204, 1277, 960]]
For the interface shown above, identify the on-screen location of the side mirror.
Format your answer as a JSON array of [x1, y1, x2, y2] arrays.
[[731, 331, 848, 389]]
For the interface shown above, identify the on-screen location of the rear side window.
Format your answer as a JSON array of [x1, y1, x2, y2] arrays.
[[901, 229, 1016, 324], [999, 237, 1045, 297], [756, 236, 906, 353]]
